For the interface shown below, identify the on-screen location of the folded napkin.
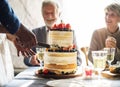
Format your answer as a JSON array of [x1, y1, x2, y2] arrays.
[[0, 34, 14, 86]]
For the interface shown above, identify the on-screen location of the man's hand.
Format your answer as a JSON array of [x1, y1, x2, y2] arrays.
[[14, 23, 38, 56], [15, 23, 37, 49], [0, 23, 37, 57], [7, 33, 35, 57], [30, 55, 40, 66], [14, 38, 35, 57]]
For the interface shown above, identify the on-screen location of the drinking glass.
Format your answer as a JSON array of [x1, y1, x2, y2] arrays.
[[104, 48, 115, 66], [92, 51, 107, 79], [36, 47, 45, 69]]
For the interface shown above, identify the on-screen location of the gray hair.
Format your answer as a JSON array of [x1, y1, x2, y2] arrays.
[[104, 3, 120, 17], [41, 0, 61, 12]]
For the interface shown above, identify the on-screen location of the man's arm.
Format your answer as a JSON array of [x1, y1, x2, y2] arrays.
[[0, 0, 20, 34], [0, 0, 37, 57]]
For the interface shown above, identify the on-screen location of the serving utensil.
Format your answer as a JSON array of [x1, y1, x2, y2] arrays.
[[81, 47, 89, 66], [37, 42, 50, 48]]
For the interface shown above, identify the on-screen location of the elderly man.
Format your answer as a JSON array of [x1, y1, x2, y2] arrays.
[[24, 0, 82, 66]]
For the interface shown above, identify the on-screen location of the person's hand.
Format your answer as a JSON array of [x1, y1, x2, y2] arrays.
[[105, 36, 116, 48], [15, 23, 37, 56], [6, 33, 35, 57], [0, 24, 37, 57], [15, 23, 37, 49], [30, 55, 40, 66], [14, 39, 35, 57]]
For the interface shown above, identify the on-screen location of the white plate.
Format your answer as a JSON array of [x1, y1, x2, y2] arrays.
[[46, 79, 82, 87]]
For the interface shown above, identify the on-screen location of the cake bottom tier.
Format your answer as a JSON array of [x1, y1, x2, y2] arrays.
[[44, 64, 77, 75]]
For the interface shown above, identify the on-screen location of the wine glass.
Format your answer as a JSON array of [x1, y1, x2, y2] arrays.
[[92, 51, 107, 79], [104, 48, 115, 67], [36, 47, 45, 69]]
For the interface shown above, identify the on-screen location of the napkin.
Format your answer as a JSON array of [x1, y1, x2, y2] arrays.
[[0, 34, 14, 86]]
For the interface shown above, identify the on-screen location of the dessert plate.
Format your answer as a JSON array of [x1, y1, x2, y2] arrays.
[[101, 71, 120, 79], [46, 79, 82, 87], [35, 66, 82, 79]]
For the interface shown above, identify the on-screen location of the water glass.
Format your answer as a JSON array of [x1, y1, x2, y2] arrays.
[[92, 51, 107, 79]]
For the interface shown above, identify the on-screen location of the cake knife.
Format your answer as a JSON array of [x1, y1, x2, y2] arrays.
[[37, 42, 50, 48]]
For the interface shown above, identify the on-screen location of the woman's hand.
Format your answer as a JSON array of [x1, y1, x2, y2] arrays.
[[105, 36, 116, 48]]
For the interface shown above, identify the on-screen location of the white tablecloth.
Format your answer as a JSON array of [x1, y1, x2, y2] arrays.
[[4, 66, 120, 87]]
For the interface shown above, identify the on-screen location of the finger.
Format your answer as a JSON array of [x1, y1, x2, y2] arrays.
[[107, 43, 115, 48], [108, 41, 116, 47], [24, 49, 34, 57], [24, 50, 33, 57], [21, 51, 28, 57], [28, 49, 36, 55], [110, 43, 116, 48], [21, 51, 25, 57], [17, 50, 20, 57], [26, 49, 36, 57]]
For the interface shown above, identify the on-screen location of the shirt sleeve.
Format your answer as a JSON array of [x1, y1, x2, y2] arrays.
[[0, 0, 20, 34]]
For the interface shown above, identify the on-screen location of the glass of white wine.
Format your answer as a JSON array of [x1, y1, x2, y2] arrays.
[[92, 51, 107, 79], [36, 47, 45, 69], [104, 48, 115, 66]]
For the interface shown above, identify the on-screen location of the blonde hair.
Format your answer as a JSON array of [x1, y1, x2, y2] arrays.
[[104, 3, 120, 17]]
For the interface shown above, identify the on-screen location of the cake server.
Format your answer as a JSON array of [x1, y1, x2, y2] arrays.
[[37, 42, 50, 48]]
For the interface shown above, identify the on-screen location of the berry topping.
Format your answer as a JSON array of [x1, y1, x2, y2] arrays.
[[65, 23, 71, 29], [58, 23, 65, 29], [73, 44, 76, 49], [52, 24, 57, 29], [51, 22, 72, 31], [43, 68, 48, 74]]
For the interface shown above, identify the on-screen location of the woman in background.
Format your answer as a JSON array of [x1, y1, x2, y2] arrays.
[[88, 3, 120, 64]]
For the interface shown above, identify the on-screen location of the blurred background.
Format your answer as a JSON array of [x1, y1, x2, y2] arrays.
[[8, 0, 120, 74], [9, 0, 120, 47]]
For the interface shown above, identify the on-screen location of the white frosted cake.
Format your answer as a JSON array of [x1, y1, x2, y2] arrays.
[[48, 31, 73, 47], [43, 23, 77, 75]]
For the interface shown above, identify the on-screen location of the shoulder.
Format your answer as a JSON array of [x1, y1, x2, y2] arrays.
[[93, 27, 106, 34], [32, 26, 46, 33]]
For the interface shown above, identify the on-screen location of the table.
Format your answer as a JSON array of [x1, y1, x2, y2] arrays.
[[5, 67, 120, 87]]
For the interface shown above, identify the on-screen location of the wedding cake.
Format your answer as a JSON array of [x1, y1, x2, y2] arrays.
[[43, 23, 77, 75]]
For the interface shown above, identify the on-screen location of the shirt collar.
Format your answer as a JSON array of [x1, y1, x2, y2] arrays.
[[106, 27, 120, 36]]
